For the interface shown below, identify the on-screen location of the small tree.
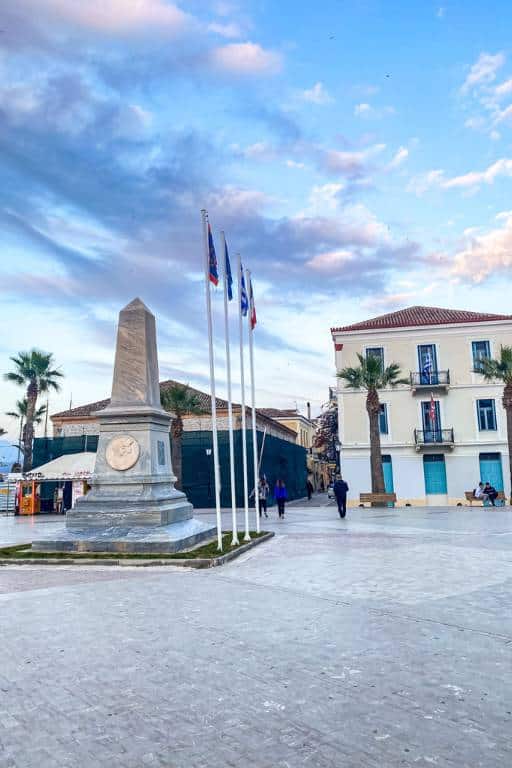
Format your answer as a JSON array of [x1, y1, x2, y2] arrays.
[[4, 350, 62, 471], [480, 345, 512, 504], [338, 354, 408, 499], [161, 384, 205, 490], [313, 399, 338, 463], [6, 399, 47, 462]]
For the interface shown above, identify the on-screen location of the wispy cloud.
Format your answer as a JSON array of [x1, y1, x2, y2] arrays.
[[387, 146, 409, 170], [300, 82, 332, 105], [210, 41, 282, 75], [461, 51, 505, 93], [451, 211, 512, 282]]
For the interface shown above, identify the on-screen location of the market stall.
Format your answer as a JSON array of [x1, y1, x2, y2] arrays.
[[18, 452, 95, 515]]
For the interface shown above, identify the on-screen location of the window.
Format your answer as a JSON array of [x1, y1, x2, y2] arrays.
[[477, 399, 497, 431], [472, 340, 490, 372], [366, 347, 384, 371], [379, 403, 389, 434], [418, 344, 438, 384]]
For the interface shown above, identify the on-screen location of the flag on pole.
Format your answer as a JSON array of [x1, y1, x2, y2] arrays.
[[208, 223, 219, 286], [249, 277, 257, 330], [224, 240, 233, 301], [423, 351, 432, 376], [240, 262, 249, 316], [429, 393, 436, 426]]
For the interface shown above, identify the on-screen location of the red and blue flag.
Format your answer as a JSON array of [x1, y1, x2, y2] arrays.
[[208, 223, 219, 286]]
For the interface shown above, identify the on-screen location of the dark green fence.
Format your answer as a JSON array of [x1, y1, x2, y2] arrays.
[[181, 429, 307, 508], [33, 430, 307, 509], [33, 436, 99, 468]]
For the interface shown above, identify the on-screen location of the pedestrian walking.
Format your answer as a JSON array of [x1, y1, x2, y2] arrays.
[[333, 474, 349, 518], [306, 478, 314, 501], [251, 476, 269, 518], [274, 479, 288, 519]]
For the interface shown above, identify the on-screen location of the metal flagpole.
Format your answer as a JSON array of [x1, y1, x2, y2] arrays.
[[221, 232, 239, 546], [246, 268, 260, 534], [237, 254, 251, 541], [201, 209, 223, 551], [258, 426, 267, 474]]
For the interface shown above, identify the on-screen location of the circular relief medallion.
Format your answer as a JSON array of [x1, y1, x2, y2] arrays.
[[105, 435, 140, 471]]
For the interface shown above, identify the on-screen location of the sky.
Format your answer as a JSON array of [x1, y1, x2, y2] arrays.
[[2, 0, 512, 437]]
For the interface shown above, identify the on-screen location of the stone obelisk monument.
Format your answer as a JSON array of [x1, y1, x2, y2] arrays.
[[34, 298, 216, 553]]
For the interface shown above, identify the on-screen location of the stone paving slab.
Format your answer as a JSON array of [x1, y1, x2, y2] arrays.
[[1, 503, 512, 767]]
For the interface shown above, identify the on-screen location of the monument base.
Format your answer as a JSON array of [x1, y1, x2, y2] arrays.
[[31, 518, 217, 554]]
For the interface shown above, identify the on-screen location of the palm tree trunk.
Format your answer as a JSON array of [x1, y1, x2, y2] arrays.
[[366, 388, 385, 503], [503, 383, 512, 504], [171, 417, 184, 490], [23, 381, 38, 473]]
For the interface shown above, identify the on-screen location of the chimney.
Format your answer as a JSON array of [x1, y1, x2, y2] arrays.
[[307, 401, 311, 421]]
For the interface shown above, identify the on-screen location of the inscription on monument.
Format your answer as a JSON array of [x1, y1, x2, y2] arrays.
[[106, 435, 140, 471], [157, 440, 166, 466]]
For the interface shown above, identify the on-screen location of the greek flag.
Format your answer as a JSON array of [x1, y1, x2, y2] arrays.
[[240, 262, 249, 316], [423, 351, 433, 376], [224, 241, 233, 301]]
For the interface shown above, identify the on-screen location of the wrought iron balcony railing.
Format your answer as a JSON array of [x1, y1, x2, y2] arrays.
[[410, 370, 450, 388], [414, 428, 454, 446]]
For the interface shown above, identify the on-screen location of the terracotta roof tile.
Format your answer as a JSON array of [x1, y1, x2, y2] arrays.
[[51, 381, 296, 435], [331, 305, 512, 333]]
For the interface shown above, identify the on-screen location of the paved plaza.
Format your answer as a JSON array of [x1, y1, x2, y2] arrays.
[[1, 498, 512, 767]]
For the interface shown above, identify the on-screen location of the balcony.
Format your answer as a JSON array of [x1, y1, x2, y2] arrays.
[[414, 428, 455, 451], [410, 370, 450, 394]]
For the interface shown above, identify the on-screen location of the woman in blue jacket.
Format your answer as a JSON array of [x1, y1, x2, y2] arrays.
[[274, 479, 288, 519]]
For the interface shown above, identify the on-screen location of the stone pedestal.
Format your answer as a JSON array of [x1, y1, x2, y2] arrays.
[[33, 298, 216, 553]]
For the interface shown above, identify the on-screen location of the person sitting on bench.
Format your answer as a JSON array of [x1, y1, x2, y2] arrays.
[[474, 482, 485, 500], [484, 482, 498, 506]]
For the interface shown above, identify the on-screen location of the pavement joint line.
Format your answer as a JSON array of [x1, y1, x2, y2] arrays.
[[211, 573, 512, 643]]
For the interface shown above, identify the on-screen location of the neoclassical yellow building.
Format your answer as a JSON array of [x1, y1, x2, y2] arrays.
[[332, 306, 512, 506]]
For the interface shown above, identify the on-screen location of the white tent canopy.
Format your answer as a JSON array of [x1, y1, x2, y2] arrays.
[[26, 452, 96, 481]]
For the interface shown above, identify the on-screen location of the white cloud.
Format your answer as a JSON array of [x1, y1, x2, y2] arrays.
[[354, 102, 371, 116], [206, 186, 270, 216], [306, 183, 344, 215], [461, 52, 505, 92], [323, 143, 386, 176], [306, 250, 355, 272], [408, 169, 445, 196], [493, 78, 512, 99], [208, 21, 242, 38], [22, 0, 191, 36], [285, 159, 305, 169], [300, 82, 332, 105], [437, 6, 445, 18], [211, 42, 282, 75], [354, 103, 395, 119], [443, 158, 512, 189], [387, 146, 409, 170], [451, 211, 512, 282], [495, 104, 512, 124]]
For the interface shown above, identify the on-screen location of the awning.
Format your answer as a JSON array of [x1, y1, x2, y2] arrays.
[[25, 452, 96, 481]]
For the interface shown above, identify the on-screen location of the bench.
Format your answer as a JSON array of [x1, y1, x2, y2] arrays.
[[359, 492, 397, 507], [465, 491, 506, 507]]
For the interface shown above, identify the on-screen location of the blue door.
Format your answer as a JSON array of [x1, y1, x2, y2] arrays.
[[479, 453, 504, 491], [423, 454, 447, 494], [382, 455, 394, 507]]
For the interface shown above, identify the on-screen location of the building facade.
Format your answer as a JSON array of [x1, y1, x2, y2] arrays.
[[331, 306, 512, 506]]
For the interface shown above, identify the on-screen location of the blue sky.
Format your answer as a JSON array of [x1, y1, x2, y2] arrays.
[[2, 0, 512, 435]]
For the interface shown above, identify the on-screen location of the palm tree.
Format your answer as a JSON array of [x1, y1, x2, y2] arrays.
[[160, 384, 205, 490], [480, 345, 512, 504], [4, 350, 63, 472], [5, 399, 47, 463], [338, 354, 408, 500]]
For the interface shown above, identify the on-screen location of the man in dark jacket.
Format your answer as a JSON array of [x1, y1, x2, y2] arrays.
[[333, 475, 349, 518]]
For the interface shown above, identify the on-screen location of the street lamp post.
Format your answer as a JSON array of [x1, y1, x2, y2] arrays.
[[335, 439, 342, 474]]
